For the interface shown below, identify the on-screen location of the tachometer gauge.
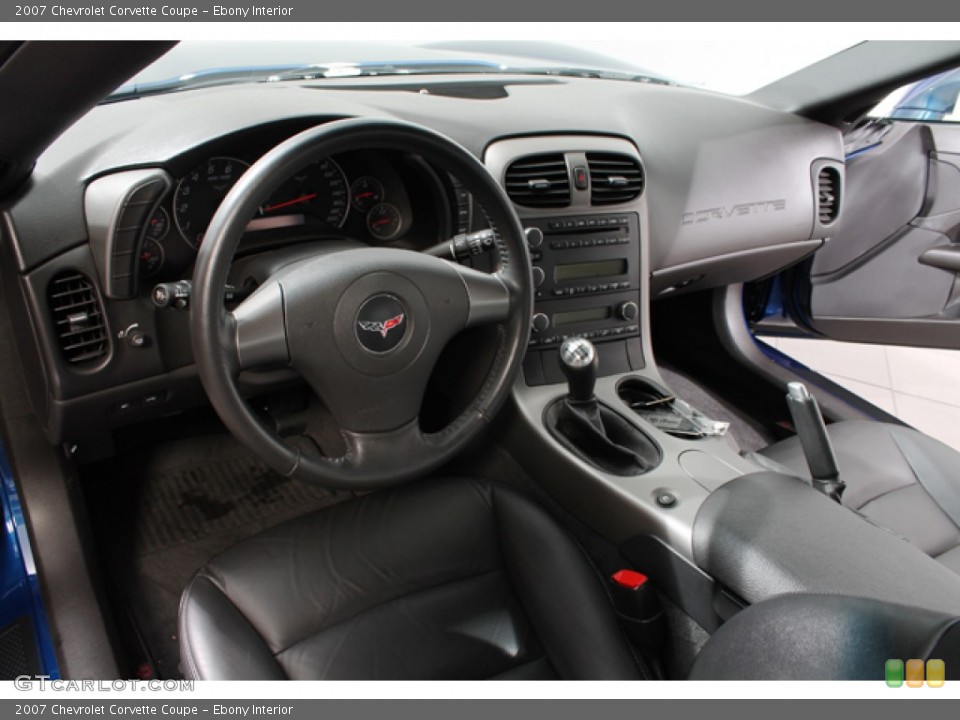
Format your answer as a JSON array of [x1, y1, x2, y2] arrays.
[[174, 157, 250, 249], [139, 238, 165, 277], [367, 203, 403, 241], [351, 176, 384, 213], [259, 158, 349, 227]]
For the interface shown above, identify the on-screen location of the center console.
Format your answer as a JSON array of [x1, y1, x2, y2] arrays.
[[482, 134, 847, 633], [485, 134, 759, 561], [486, 134, 960, 646]]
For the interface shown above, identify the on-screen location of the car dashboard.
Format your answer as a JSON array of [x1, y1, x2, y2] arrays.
[[19, 51, 960, 684], [1, 73, 843, 460]]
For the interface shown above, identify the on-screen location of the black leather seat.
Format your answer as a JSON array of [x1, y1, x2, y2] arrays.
[[761, 420, 960, 575], [179, 477, 644, 680]]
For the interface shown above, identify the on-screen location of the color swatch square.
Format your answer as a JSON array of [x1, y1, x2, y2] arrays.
[[885, 659, 904, 687], [926, 659, 945, 688], [906, 659, 925, 687]]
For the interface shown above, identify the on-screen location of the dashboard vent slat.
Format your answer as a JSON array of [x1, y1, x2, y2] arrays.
[[47, 272, 109, 367], [587, 153, 644, 206], [817, 166, 841, 225], [505, 154, 570, 208]]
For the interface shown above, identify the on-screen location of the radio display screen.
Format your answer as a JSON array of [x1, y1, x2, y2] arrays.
[[554, 259, 627, 282], [553, 307, 612, 327]]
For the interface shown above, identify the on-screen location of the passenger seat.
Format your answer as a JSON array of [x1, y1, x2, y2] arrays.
[[760, 421, 960, 576]]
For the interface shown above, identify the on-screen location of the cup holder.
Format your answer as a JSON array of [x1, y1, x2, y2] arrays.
[[617, 377, 729, 439]]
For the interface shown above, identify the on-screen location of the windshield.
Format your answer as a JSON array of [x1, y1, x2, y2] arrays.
[[111, 30, 860, 100], [110, 40, 675, 100]]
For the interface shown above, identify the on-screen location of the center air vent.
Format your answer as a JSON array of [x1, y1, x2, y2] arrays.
[[47, 271, 109, 367], [587, 153, 644, 205], [817, 166, 841, 225], [505, 154, 570, 208]]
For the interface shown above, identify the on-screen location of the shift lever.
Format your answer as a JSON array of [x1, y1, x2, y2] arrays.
[[559, 337, 598, 405], [546, 338, 660, 475], [785, 382, 846, 503]]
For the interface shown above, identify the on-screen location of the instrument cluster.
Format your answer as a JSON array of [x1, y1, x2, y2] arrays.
[[139, 148, 426, 282]]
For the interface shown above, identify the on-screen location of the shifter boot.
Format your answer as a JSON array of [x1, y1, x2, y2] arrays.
[[547, 398, 661, 476]]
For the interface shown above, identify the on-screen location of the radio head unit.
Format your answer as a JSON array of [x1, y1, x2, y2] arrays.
[[522, 212, 644, 386]]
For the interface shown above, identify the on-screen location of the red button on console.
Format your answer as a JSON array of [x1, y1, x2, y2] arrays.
[[611, 569, 648, 590], [574, 166, 589, 190]]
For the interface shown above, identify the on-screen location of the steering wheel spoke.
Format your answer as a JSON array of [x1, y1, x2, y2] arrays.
[[231, 281, 290, 370], [452, 265, 513, 328]]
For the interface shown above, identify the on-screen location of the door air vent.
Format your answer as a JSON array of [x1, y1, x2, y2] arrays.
[[817, 166, 841, 225], [505, 154, 570, 208], [587, 153, 644, 205], [47, 271, 110, 366]]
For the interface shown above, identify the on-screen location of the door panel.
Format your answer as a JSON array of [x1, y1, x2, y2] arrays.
[[802, 121, 960, 348]]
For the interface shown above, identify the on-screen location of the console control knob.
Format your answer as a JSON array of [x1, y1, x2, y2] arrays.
[[532, 313, 550, 333], [532, 266, 545, 287], [618, 301, 639, 322], [126, 328, 148, 348], [525, 227, 544, 248]]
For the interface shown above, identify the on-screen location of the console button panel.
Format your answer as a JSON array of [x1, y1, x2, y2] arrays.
[[524, 212, 643, 385]]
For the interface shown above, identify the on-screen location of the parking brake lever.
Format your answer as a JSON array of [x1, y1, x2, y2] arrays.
[[785, 382, 846, 503]]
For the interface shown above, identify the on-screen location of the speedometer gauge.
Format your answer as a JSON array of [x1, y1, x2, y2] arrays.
[[174, 157, 250, 249], [259, 158, 349, 227]]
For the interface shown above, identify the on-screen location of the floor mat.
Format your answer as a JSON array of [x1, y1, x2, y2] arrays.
[[84, 434, 349, 679]]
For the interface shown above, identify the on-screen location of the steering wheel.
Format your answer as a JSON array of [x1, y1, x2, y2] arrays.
[[190, 118, 532, 489]]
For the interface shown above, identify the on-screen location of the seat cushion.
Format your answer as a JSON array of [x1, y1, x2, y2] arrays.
[[179, 476, 643, 680], [760, 421, 960, 571]]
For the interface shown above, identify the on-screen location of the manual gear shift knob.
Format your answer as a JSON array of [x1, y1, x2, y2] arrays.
[[559, 337, 598, 404]]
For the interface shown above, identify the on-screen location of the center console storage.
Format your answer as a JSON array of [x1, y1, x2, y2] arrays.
[[617, 377, 729, 440]]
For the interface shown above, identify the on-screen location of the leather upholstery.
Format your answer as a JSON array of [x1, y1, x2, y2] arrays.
[[690, 594, 960, 680], [692, 472, 960, 615], [761, 421, 960, 573], [179, 477, 643, 680]]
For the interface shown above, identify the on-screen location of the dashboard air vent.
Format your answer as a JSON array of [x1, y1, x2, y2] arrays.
[[817, 166, 841, 225], [587, 153, 644, 205], [505, 154, 570, 208], [47, 271, 109, 366]]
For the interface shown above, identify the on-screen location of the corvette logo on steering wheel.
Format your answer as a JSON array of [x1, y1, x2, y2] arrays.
[[355, 294, 409, 353], [358, 313, 405, 338]]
